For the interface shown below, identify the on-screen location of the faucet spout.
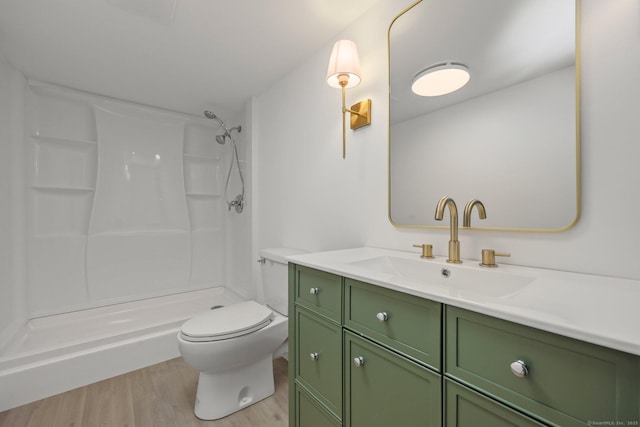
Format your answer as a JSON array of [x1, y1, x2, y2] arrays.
[[463, 199, 487, 227], [434, 196, 462, 263]]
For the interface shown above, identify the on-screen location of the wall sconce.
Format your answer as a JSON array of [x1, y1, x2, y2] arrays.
[[326, 40, 372, 159]]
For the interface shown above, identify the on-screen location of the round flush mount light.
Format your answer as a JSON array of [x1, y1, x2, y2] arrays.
[[411, 62, 470, 97]]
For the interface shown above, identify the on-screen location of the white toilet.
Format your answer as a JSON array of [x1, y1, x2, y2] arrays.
[[177, 248, 303, 420]]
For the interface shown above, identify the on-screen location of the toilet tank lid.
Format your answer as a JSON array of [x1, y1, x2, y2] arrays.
[[260, 248, 307, 264]]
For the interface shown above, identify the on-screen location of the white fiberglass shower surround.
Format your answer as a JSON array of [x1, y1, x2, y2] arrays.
[[0, 80, 251, 410]]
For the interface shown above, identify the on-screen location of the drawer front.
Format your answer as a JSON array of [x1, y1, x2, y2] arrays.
[[445, 379, 546, 427], [446, 306, 640, 427], [295, 308, 343, 418], [295, 385, 341, 427], [344, 330, 441, 427], [294, 266, 342, 322], [344, 278, 441, 370]]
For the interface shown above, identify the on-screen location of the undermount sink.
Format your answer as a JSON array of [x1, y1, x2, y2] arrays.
[[347, 256, 533, 298]]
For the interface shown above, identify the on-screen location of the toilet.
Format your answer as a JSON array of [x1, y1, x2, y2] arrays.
[[177, 248, 304, 420]]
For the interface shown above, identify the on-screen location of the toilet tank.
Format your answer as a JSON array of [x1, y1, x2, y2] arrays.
[[260, 248, 306, 316]]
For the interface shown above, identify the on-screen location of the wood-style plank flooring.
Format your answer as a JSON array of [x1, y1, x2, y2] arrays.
[[0, 357, 289, 427]]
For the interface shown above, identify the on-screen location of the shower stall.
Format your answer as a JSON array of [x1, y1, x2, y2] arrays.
[[0, 64, 253, 410]]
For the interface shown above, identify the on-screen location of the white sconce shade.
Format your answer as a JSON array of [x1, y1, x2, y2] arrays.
[[412, 63, 470, 96], [326, 40, 362, 89]]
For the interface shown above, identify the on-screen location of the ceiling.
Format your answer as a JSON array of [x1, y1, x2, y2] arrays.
[[0, 0, 381, 120]]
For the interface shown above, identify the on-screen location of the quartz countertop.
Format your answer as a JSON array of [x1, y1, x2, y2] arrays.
[[287, 247, 640, 356]]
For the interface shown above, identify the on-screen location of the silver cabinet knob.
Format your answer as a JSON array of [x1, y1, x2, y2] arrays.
[[353, 356, 365, 367], [310, 352, 319, 361], [309, 287, 320, 295], [376, 312, 389, 322], [510, 360, 529, 378]]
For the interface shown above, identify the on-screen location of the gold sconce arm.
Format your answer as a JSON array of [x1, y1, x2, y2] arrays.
[[339, 84, 372, 158]]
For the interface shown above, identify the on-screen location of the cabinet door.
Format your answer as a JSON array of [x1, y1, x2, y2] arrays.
[[296, 307, 343, 418], [445, 379, 547, 427], [344, 331, 441, 427]]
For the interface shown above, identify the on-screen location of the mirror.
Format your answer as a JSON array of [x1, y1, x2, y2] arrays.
[[388, 0, 580, 231]]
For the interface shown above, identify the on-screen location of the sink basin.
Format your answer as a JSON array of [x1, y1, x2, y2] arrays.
[[347, 256, 533, 298]]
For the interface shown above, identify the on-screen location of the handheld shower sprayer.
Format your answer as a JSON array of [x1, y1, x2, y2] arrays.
[[204, 111, 241, 144], [203, 111, 245, 213]]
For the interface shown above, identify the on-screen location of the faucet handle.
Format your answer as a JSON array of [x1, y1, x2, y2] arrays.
[[413, 244, 434, 259], [480, 249, 510, 268]]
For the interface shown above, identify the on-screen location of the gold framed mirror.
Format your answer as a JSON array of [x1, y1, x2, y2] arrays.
[[388, 0, 580, 232]]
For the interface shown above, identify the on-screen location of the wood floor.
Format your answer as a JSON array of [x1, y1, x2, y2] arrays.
[[0, 357, 289, 427]]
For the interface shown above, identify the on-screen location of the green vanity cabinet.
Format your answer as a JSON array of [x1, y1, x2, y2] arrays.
[[289, 264, 640, 427], [445, 306, 640, 427], [344, 330, 442, 427]]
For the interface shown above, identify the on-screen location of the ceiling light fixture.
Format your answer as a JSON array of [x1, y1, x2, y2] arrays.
[[411, 62, 470, 97]]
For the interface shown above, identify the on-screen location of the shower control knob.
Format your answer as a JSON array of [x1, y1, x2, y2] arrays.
[[510, 360, 529, 378], [376, 312, 389, 322], [309, 287, 320, 295], [310, 352, 319, 361], [353, 357, 365, 368]]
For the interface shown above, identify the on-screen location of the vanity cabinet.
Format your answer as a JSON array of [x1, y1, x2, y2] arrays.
[[289, 264, 640, 427]]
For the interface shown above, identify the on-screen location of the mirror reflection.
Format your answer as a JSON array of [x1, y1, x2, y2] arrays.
[[389, 0, 579, 231]]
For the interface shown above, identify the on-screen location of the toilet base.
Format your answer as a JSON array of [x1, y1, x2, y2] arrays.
[[193, 354, 275, 420]]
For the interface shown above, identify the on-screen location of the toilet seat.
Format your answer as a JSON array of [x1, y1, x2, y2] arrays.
[[180, 300, 274, 342]]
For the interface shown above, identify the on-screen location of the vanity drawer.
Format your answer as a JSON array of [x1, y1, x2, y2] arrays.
[[344, 278, 441, 370], [445, 306, 640, 427], [293, 266, 342, 323], [295, 307, 343, 419], [294, 384, 341, 427], [444, 378, 547, 427]]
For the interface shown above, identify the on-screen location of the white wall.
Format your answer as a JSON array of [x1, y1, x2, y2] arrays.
[[254, 0, 640, 281]]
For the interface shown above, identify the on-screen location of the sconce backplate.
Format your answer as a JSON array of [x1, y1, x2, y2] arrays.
[[350, 99, 372, 129]]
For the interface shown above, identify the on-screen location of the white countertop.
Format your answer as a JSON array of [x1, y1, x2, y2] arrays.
[[287, 247, 640, 356]]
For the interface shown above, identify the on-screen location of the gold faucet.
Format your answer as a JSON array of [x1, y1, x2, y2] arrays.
[[434, 196, 462, 264], [463, 199, 487, 227]]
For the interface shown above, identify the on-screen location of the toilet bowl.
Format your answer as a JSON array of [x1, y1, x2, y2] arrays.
[[177, 248, 304, 420]]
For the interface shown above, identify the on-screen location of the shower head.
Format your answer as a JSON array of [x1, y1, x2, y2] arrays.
[[203, 110, 226, 129], [203, 111, 241, 145]]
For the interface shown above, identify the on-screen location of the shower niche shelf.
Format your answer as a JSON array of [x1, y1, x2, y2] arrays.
[[30, 134, 98, 191], [183, 153, 219, 161], [31, 134, 97, 147], [32, 186, 95, 192], [185, 192, 222, 198]]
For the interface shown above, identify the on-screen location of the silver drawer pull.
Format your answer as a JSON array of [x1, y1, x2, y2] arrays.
[[510, 360, 529, 378], [309, 287, 320, 295], [310, 352, 319, 361], [376, 312, 389, 322], [353, 356, 365, 367]]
